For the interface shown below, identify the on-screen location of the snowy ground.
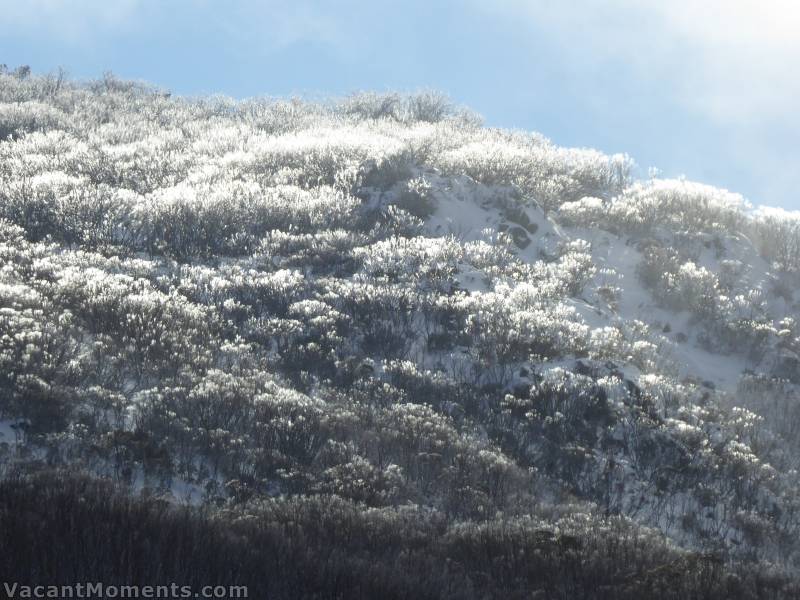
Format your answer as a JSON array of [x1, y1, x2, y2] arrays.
[[425, 177, 769, 393]]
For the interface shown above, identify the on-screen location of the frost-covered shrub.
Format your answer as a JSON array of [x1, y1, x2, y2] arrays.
[[257, 229, 366, 272], [669, 261, 720, 317], [0, 101, 67, 139], [636, 247, 720, 316], [433, 134, 632, 211], [226, 124, 408, 192], [0, 172, 138, 247], [338, 91, 454, 124], [395, 175, 436, 218], [718, 259, 747, 292], [316, 278, 422, 360], [339, 92, 402, 121], [456, 283, 590, 383], [175, 266, 307, 316], [497, 368, 617, 484], [554, 239, 597, 296], [636, 241, 775, 355], [317, 455, 405, 505], [238, 97, 332, 135], [561, 179, 749, 236], [737, 374, 800, 453], [136, 183, 360, 258], [557, 196, 607, 228], [624, 179, 748, 234], [636, 243, 681, 291], [354, 235, 461, 289], [589, 323, 661, 371], [54, 268, 212, 370], [711, 291, 775, 356], [403, 91, 453, 123], [377, 402, 458, 466], [751, 207, 800, 272], [526, 368, 615, 426], [0, 303, 77, 431]]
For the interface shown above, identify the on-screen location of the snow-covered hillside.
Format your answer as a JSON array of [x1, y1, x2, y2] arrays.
[[2, 69, 800, 598]]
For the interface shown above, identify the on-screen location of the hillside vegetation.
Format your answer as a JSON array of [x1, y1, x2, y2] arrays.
[[2, 67, 800, 597]]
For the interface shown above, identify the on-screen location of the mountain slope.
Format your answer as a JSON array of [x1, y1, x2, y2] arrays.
[[2, 68, 800, 597]]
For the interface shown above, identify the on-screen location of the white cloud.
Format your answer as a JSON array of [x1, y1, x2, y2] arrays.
[[646, 1, 800, 123], [0, 0, 348, 53], [476, 0, 800, 207], [0, 0, 142, 42], [217, 1, 350, 55], [481, 0, 800, 124]]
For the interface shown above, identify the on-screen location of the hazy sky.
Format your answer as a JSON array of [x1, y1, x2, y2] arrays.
[[1, 0, 798, 210]]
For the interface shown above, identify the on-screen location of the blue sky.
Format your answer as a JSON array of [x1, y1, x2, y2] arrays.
[[1, 0, 798, 210]]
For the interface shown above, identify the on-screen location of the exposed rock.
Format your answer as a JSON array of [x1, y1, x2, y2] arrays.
[[508, 226, 531, 249], [504, 207, 539, 234]]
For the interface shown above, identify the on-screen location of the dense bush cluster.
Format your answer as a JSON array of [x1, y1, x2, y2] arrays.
[[6, 471, 797, 600], [1, 69, 800, 594], [559, 179, 749, 235]]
